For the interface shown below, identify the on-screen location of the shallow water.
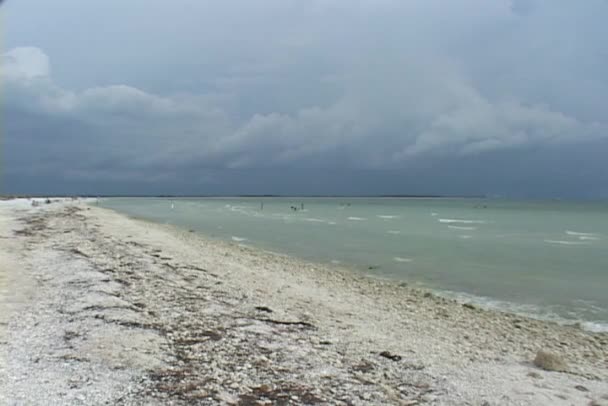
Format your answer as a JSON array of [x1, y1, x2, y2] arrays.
[[100, 197, 608, 331]]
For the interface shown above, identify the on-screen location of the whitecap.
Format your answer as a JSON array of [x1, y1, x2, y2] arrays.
[[566, 230, 597, 237], [328, 222, 337, 225], [377, 215, 398, 219], [304, 218, 326, 223], [459, 235, 473, 239], [394, 257, 412, 263], [330, 260, 341, 265], [580, 322, 608, 333], [448, 225, 477, 231], [439, 218, 485, 224], [431, 212, 438, 216], [231, 236, 248, 242], [578, 236, 599, 241], [348, 217, 367, 221], [544, 240, 589, 246]]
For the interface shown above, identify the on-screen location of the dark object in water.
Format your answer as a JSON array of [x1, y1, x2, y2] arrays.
[[255, 306, 273, 313]]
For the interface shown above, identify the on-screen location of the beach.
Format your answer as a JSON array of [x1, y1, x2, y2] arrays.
[[0, 200, 607, 405]]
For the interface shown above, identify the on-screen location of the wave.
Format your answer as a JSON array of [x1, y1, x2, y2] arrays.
[[378, 215, 399, 219], [387, 230, 401, 235], [431, 212, 438, 216], [347, 217, 367, 221], [578, 236, 600, 241], [231, 236, 248, 242], [448, 225, 477, 231], [580, 322, 608, 333], [394, 257, 412, 263], [439, 290, 608, 333], [566, 230, 597, 237], [544, 239, 589, 246], [439, 218, 486, 224], [328, 221, 337, 225], [459, 235, 473, 239], [304, 218, 326, 223]]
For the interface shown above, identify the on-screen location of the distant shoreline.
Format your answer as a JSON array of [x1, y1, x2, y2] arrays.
[[5, 195, 607, 203], [1, 194, 485, 199]]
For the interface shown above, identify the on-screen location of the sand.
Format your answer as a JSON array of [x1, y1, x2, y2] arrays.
[[0, 200, 607, 405]]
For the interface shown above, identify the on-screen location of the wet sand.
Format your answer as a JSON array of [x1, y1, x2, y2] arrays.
[[0, 200, 607, 405]]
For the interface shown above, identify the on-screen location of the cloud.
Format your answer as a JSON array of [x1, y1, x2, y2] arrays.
[[2, 47, 50, 79], [2, 0, 608, 196], [4, 43, 605, 176]]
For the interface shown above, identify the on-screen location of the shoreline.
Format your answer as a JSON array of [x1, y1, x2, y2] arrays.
[[107, 201, 608, 334], [1, 201, 607, 405]]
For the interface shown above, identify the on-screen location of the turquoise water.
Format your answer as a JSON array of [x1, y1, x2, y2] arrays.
[[100, 197, 608, 331]]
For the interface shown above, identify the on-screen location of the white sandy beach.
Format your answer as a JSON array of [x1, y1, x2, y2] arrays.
[[0, 200, 607, 405]]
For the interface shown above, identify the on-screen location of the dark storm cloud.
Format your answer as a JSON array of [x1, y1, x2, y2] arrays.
[[2, 0, 607, 196]]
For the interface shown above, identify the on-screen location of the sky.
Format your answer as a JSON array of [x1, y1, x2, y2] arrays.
[[1, 0, 607, 197]]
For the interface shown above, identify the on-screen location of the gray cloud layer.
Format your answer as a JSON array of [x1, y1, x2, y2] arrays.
[[2, 0, 607, 196]]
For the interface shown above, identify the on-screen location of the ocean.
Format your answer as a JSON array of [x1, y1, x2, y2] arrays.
[[99, 197, 608, 331]]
